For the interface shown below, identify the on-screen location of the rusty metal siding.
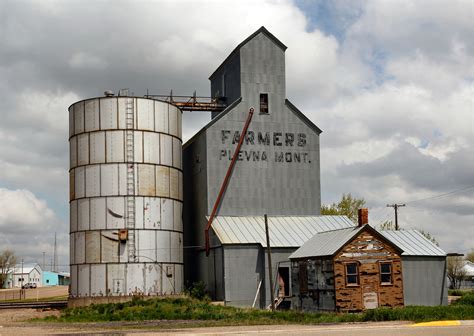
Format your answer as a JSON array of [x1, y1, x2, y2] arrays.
[[69, 96, 183, 300]]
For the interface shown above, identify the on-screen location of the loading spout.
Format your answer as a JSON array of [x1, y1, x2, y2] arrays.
[[204, 107, 255, 256]]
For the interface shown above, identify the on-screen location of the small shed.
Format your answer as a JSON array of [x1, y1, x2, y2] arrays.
[[289, 223, 404, 311]]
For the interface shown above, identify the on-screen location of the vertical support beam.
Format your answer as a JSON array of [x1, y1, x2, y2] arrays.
[[265, 214, 275, 311]]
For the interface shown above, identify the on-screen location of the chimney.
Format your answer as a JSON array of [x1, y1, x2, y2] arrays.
[[358, 208, 368, 227]]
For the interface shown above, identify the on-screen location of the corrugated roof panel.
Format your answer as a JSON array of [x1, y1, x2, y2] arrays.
[[210, 215, 354, 247], [380, 230, 446, 256]]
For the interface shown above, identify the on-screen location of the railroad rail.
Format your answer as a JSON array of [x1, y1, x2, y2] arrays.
[[0, 300, 67, 309]]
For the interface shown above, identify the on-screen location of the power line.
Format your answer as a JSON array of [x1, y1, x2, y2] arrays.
[[386, 204, 406, 230], [405, 185, 474, 205]]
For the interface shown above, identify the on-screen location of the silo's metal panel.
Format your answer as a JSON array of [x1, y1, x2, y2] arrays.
[[177, 108, 182, 138], [106, 131, 124, 163], [85, 165, 100, 197], [174, 264, 183, 292], [161, 264, 174, 294], [100, 164, 118, 196], [138, 164, 155, 196], [106, 197, 125, 229], [156, 166, 170, 197], [74, 101, 84, 135], [135, 197, 144, 229], [84, 99, 100, 132], [170, 231, 182, 263], [69, 107, 74, 137], [69, 169, 75, 200], [75, 231, 86, 264], [90, 132, 105, 164], [134, 131, 143, 163], [101, 231, 119, 263], [70, 234, 75, 265], [100, 98, 118, 130], [160, 134, 172, 166], [107, 264, 126, 295], [70, 137, 77, 168], [70, 264, 78, 296], [137, 99, 154, 131], [178, 171, 183, 201], [77, 199, 89, 231], [156, 231, 170, 262], [138, 230, 156, 263], [144, 197, 160, 229], [169, 106, 179, 137], [118, 164, 127, 196], [90, 198, 106, 230], [161, 199, 173, 232], [78, 264, 90, 296], [170, 168, 179, 199], [77, 133, 89, 166], [119, 239, 128, 263], [143, 132, 160, 164], [85, 231, 100, 263], [117, 98, 127, 129], [127, 264, 145, 294], [172, 137, 181, 169], [74, 166, 85, 198], [90, 264, 106, 296], [144, 264, 161, 294], [155, 101, 169, 133], [70, 200, 78, 232], [173, 201, 182, 232]]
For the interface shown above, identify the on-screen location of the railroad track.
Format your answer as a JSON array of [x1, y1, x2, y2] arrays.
[[0, 300, 68, 309]]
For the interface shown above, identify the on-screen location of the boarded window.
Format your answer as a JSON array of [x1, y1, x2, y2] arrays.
[[345, 263, 359, 286], [299, 261, 308, 293], [260, 93, 269, 114], [380, 262, 392, 284]]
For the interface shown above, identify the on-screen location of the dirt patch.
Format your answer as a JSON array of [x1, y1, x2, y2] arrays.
[[0, 308, 60, 324]]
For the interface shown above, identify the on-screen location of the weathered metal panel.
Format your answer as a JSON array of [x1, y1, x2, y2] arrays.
[[70, 136, 77, 168], [70, 233, 75, 265], [69, 169, 75, 201], [143, 132, 160, 164], [73, 101, 84, 135], [85, 165, 100, 197], [144, 197, 161, 229], [85, 231, 101, 263], [178, 170, 183, 201], [172, 137, 181, 169], [90, 264, 106, 296], [107, 264, 126, 296], [78, 264, 90, 296], [70, 200, 78, 232], [118, 163, 127, 196], [134, 197, 144, 229], [381, 230, 446, 256], [138, 164, 155, 196], [138, 230, 156, 262], [174, 264, 183, 293], [402, 256, 447, 306], [177, 109, 182, 139], [127, 264, 145, 294], [90, 197, 106, 230], [117, 98, 127, 129], [100, 98, 118, 130], [69, 107, 74, 137], [84, 99, 100, 132], [119, 237, 128, 263], [156, 166, 170, 197], [160, 134, 172, 166], [100, 164, 118, 196], [77, 199, 89, 231], [106, 131, 124, 163], [89, 132, 105, 164], [161, 199, 173, 231], [172, 201, 181, 232], [155, 101, 169, 133], [169, 105, 179, 137], [144, 264, 161, 294], [161, 264, 175, 294], [101, 231, 119, 263], [169, 168, 179, 199], [75, 231, 86, 264], [74, 166, 85, 198], [106, 197, 125, 229], [156, 231, 170, 262], [170, 231, 182, 263], [70, 264, 78, 296], [137, 99, 154, 131], [134, 131, 143, 163]]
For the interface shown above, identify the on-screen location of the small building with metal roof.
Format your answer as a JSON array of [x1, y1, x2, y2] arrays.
[[289, 213, 447, 311]]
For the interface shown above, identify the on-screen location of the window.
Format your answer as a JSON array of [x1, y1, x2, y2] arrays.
[[345, 263, 359, 286], [260, 93, 269, 114], [380, 262, 392, 284]]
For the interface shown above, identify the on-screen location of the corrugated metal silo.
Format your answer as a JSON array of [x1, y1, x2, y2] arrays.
[[68, 94, 183, 303]]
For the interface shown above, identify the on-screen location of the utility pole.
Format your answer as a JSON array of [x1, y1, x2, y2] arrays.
[[42, 252, 46, 271], [264, 214, 275, 311], [21, 259, 24, 288], [386, 204, 406, 230], [53, 233, 58, 273]]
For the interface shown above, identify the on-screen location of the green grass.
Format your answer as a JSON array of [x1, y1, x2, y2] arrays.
[[36, 296, 474, 326], [448, 289, 473, 296]]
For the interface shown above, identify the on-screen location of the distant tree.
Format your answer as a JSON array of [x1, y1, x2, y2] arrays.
[[418, 229, 439, 247], [321, 193, 365, 222], [378, 220, 395, 230], [447, 256, 467, 289], [466, 250, 474, 263], [0, 250, 17, 289]]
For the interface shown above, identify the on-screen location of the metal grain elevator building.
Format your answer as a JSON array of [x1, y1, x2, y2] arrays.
[[183, 27, 354, 308], [68, 94, 183, 305]]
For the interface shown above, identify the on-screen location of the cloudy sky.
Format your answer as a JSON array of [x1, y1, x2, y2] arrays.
[[0, 0, 472, 271]]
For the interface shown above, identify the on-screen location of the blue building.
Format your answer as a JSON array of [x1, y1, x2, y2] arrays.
[[42, 271, 59, 286]]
